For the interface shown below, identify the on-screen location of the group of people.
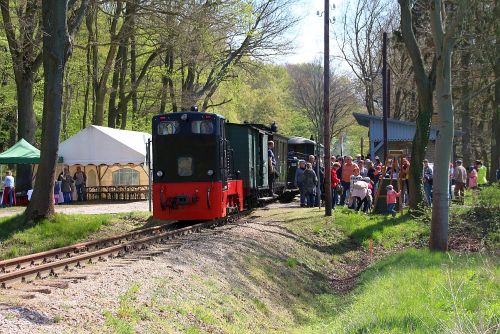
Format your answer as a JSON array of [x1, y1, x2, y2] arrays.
[[423, 159, 489, 206], [56, 166, 87, 204], [294, 154, 380, 212], [0, 167, 87, 207], [293, 152, 493, 216]]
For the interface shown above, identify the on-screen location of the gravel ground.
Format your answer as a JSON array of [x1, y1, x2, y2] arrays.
[[0, 205, 307, 333], [0, 201, 150, 218]]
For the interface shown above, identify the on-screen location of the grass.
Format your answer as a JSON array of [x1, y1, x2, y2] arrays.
[[0, 212, 149, 259], [296, 249, 499, 333], [464, 183, 500, 208], [102, 197, 498, 333]]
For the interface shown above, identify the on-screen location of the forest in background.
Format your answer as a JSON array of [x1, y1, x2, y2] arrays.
[[0, 0, 497, 173]]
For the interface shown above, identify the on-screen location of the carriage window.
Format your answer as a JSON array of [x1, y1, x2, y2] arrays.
[[158, 121, 179, 135], [178, 157, 193, 176], [191, 120, 214, 134]]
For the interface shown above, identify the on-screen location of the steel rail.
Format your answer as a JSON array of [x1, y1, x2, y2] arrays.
[[0, 221, 178, 273], [0, 212, 245, 288], [0, 222, 210, 288]]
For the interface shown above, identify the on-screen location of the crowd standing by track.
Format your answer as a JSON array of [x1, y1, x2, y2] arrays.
[[293, 152, 498, 216]]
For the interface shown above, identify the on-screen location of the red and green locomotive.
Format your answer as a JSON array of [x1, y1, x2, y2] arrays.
[[152, 111, 320, 221]]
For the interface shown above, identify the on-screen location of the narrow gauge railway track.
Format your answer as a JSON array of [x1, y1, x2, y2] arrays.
[[0, 213, 245, 288]]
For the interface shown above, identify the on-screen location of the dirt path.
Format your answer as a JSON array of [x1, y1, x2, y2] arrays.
[[0, 201, 150, 218], [0, 203, 345, 333]]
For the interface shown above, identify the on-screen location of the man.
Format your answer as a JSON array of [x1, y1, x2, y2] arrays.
[[475, 160, 488, 187], [423, 159, 433, 206], [268, 141, 276, 195], [340, 156, 356, 205], [453, 160, 467, 202], [294, 160, 306, 207], [73, 166, 87, 202]]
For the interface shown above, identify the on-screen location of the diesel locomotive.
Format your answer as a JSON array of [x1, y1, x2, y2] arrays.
[[152, 111, 320, 221]]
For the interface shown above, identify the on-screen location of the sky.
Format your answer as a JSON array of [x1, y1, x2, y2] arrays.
[[276, 0, 346, 65]]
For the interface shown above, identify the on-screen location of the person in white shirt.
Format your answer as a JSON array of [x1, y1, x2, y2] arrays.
[[2, 170, 15, 207]]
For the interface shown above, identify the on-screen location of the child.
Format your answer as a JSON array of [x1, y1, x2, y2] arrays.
[[386, 185, 401, 217], [468, 166, 478, 190], [348, 167, 362, 209]]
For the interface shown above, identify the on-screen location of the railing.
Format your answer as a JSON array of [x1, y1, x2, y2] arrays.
[[85, 185, 149, 201]]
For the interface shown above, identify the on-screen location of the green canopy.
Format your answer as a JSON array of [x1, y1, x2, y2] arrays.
[[0, 139, 41, 164]]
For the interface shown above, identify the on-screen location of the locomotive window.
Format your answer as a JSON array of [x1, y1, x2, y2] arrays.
[[191, 120, 214, 134], [158, 121, 179, 135], [178, 157, 193, 176]]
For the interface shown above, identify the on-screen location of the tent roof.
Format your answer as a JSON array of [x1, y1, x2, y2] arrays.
[[0, 139, 41, 164], [59, 125, 151, 166]]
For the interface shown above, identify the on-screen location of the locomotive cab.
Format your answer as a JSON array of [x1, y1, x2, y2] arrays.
[[152, 112, 243, 221]]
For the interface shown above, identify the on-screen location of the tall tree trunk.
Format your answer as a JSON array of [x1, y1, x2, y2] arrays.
[[129, 25, 137, 123], [83, 24, 92, 129], [107, 47, 122, 128], [430, 50, 454, 251], [119, 43, 128, 129], [62, 68, 73, 140], [25, 0, 70, 222], [408, 92, 433, 209], [365, 84, 376, 115], [399, 0, 436, 210], [167, 47, 177, 113], [460, 50, 472, 166], [491, 0, 500, 182], [429, 0, 464, 251], [16, 76, 36, 191], [94, 0, 124, 125], [86, 1, 99, 125]]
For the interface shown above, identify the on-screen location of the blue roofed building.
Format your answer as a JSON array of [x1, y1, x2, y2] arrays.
[[353, 112, 461, 162]]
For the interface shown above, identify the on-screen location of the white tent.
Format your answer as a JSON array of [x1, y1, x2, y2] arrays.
[[59, 125, 151, 166]]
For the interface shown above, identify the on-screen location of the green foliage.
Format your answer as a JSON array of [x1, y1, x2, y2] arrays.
[[213, 63, 313, 137]]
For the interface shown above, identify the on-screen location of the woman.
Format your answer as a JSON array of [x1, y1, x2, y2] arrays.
[[302, 163, 318, 207], [2, 171, 15, 207]]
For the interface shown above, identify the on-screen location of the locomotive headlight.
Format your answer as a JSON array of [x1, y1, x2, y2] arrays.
[[156, 170, 164, 177], [207, 170, 214, 176]]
